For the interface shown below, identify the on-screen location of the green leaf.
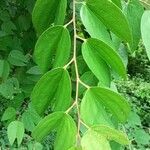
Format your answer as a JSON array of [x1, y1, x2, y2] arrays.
[[81, 88, 113, 126], [0, 60, 10, 81], [1, 107, 16, 121], [54, 114, 77, 150], [32, 112, 64, 141], [80, 5, 113, 47], [85, 0, 132, 43], [31, 68, 72, 115], [7, 121, 24, 146], [82, 41, 111, 86], [141, 10, 150, 60], [8, 50, 28, 66], [32, 0, 67, 35], [127, 0, 144, 51], [34, 26, 71, 73], [111, 0, 122, 8], [81, 130, 111, 150], [26, 66, 42, 75], [32, 112, 77, 150], [82, 38, 127, 81], [22, 106, 41, 132], [91, 125, 130, 145], [68, 147, 82, 150], [81, 87, 130, 123]]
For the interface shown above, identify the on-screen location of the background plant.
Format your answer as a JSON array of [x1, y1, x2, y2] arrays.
[[0, 0, 150, 149]]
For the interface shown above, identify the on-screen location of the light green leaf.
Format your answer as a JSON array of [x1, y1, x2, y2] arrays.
[[82, 42, 111, 86], [54, 114, 77, 150], [7, 121, 24, 146], [92, 125, 130, 145], [32, 0, 67, 35], [32, 112, 64, 141], [81, 130, 111, 150], [127, 0, 144, 51], [34, 26, 71, 73], [81, 87, 130, 123], [0, 60, 10, 81], [85, 0, 132, 43], [80, 5, 113, 47], [141, 10, 150, 60], [1, 107, 16, 121], [31, 68, 72, 115], [81, 89, 113, 126], [134, 129, 150, 145], [82, 38, 127, 81]]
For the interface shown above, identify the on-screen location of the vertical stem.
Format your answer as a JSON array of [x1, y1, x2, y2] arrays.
[[73, 0, 81, 144]]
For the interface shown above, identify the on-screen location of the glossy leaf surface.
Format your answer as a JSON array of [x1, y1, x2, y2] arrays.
[[34, 26, 71, 73], [31, 68, 72, 115]]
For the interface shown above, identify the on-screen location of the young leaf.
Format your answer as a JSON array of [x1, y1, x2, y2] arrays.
[[34, 26, 71, 73], [127, 0, 144, 51], [85, 0, 132, 43], [31, 68, 72, 115], [81, 130, 111, 150], [7, 121, 24, 146], [81, 87, 130, 123], [54, 114, 77, 150], [32, 112, 77, 150], [32, 112, 64, 141], [80, 5, 113, 47], [141, 10, 150, 60], [82, 38, 127, 80], [92, 125, 130, 145], [32, 0, 67, 35]]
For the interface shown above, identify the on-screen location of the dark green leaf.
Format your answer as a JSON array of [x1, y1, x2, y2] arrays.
[[32, 0, 67, 34], [0, 60, 10, 81]]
